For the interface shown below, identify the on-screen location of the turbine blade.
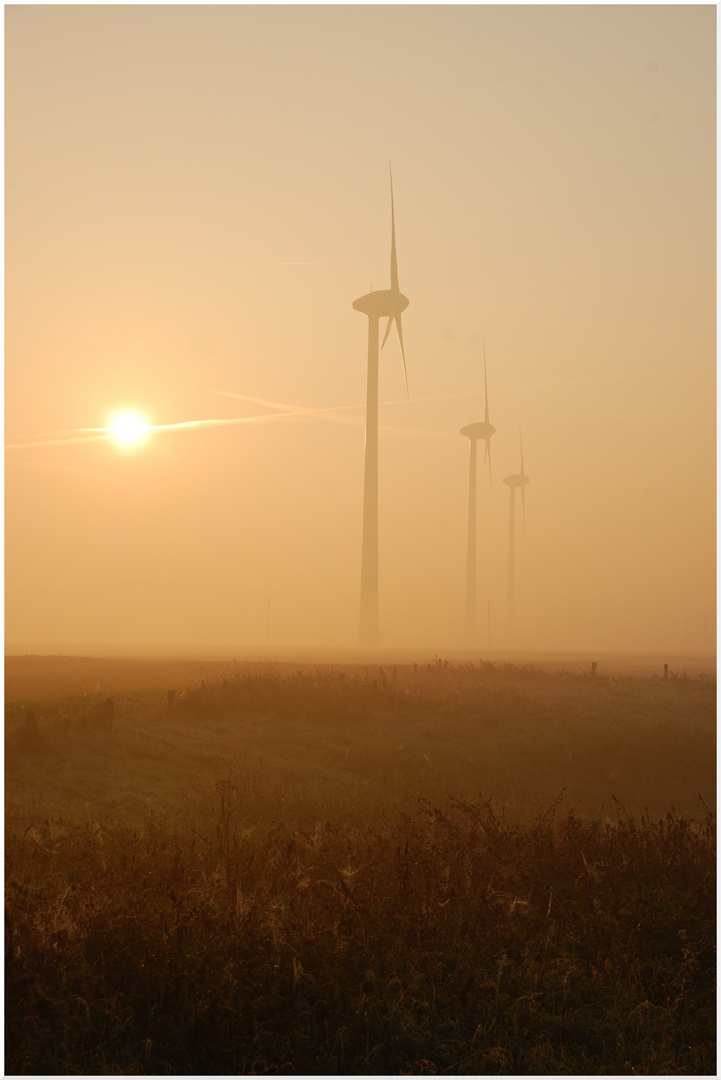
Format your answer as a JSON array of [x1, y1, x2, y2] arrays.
[[519, 427, 525, 475], [484, 435, 492, 484], [389, 162, 399, 294], [380, 311, 409, 396], [395, 313, 409, 396], [521, 483, 526, 534], [483, 342, 490, 424]]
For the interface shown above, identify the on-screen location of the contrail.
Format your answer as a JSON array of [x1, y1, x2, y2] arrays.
[[212, 391, 453, 438], [2, 384, 536, 450], [7, 386, 476, 453], [5, 433, 111, 450], [214, 388, 466, 415], [4, 417, 259, 450], [213, 390, 366, 422], [9, 361, 701, 452], [5, 404, 366, 451], [214, 387, 511, 413]]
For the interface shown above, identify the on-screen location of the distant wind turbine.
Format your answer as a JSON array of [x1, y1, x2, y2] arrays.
[[353, 164, 410, 647], [460, 349, 495, 643], [502, 431, 530, 637]]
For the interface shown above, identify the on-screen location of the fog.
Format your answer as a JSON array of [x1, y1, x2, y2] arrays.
[[5, 6, 715, 658]]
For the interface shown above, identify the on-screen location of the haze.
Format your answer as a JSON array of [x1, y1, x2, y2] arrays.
[[5, 5, 716, 658]]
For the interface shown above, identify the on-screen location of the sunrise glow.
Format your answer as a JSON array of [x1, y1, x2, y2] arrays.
[[110, 413, 150, 445]]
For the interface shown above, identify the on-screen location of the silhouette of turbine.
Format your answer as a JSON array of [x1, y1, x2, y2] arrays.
[[460, 349, 495, 643], [353, 165, 409, 647], [502, 432, 530, 638]]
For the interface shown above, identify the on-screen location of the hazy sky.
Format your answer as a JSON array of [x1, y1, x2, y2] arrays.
[[5, 4, 716, 655]]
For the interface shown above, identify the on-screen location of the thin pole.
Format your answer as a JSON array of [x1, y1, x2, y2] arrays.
[[465, 437, 478, 641], [359, 314, 380, 646], [507, 487, 516, 636]]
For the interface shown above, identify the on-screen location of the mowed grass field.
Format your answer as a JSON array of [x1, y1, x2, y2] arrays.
[[5, 655, 716, 1074]]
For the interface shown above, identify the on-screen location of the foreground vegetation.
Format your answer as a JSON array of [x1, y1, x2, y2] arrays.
[[5, 660, 716, 1073]]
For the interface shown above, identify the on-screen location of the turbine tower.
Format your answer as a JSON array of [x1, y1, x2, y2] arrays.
[[502, 432, 530, 638], [353, 166, 409, 647], [460, 350, 495, 643]]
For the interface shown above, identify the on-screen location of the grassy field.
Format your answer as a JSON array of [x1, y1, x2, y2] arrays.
[[5, 656, 716, 1074]]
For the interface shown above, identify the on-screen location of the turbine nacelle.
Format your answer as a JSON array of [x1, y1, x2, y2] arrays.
[[504, 430, 529, 494], [353, 289, 409, 320], [460, 420, 496, 442], [502, 472, 530, 489]]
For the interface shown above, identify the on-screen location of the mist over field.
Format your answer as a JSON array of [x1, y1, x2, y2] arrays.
[[5, 5, 715, 658]]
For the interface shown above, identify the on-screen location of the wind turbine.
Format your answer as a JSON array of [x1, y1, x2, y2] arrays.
[[502, 432, 530, 638], [460, 349, 495, 643], [353, 165, 409, 647]]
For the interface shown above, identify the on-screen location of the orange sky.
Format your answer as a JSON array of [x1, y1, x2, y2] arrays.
[[5, 5, 716, 655]]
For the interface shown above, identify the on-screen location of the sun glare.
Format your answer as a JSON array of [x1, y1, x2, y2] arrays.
[[111, 413, 150, 445]]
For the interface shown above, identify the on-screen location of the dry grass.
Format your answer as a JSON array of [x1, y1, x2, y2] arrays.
[[5, 658, 716, 1073]]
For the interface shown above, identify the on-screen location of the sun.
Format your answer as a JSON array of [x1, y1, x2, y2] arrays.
[[110, 413, 150, 446]]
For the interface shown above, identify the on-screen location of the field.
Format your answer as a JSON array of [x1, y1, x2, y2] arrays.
[[5, 655, 716, 1074]]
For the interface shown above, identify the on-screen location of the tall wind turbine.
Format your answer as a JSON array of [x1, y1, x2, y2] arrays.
[[353, 166, 409, 647], [460, 350, 495, 643], [502, 432, 530, 637]]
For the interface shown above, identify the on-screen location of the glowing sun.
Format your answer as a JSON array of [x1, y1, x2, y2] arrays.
[[111, 413, 150, 445]]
